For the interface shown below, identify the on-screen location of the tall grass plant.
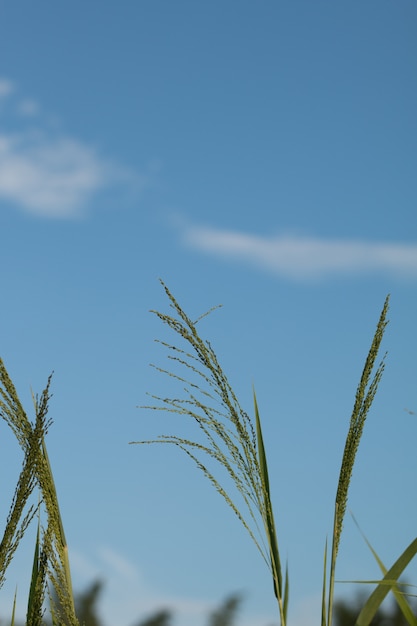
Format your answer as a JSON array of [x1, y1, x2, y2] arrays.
[[134, 282, 417, 626], [0, 361, 78, 625], [0, 283, 415, 625]]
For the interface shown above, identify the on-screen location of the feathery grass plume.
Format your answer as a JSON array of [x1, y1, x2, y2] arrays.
[[26, 514, 48, 626], [31, 382, 78, 626], [0, 358, 44, 588], [0, 358, 78, 625], [132, 281, 287, 624], [324, 296, 390, 626]]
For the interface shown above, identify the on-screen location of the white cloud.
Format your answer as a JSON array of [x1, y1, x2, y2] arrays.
[[182, 224, 417, 281], [0, 77, 138, 218], [0, 133, 121, 217], [98, 546, 140, 581]]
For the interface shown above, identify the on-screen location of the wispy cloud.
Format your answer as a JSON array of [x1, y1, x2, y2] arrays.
[[6, 541, 311, 626], [69, 545, 217, 626], [0, 77, 139, 218], [70, 545, 283, 626], [16, 98, 40, 117], [182, 223, 417, 281], [0, 78, 14, 100]]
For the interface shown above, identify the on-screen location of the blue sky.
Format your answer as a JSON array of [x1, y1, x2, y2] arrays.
[[0, 2, 416, 625]]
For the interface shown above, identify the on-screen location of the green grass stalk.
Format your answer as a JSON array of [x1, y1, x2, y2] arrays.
[[135, 284, 414, 626], [133, 280, 288, 623], [0, 359, 78, 625], [326, 296, 389, 626]]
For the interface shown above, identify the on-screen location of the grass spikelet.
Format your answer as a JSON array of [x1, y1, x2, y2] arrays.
[[0, 358, 78, 625], [326, 295, 390, 626], [31, 382, 78, 625], [0, 359, 43, 588], [334, 296, 389, 552], [132, 280, 287, 623]]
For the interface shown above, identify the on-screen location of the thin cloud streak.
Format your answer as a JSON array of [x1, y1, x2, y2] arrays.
[[71, 544, 314, 626], [183, 225, 417, 280], [70, 545, 222, 626]]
